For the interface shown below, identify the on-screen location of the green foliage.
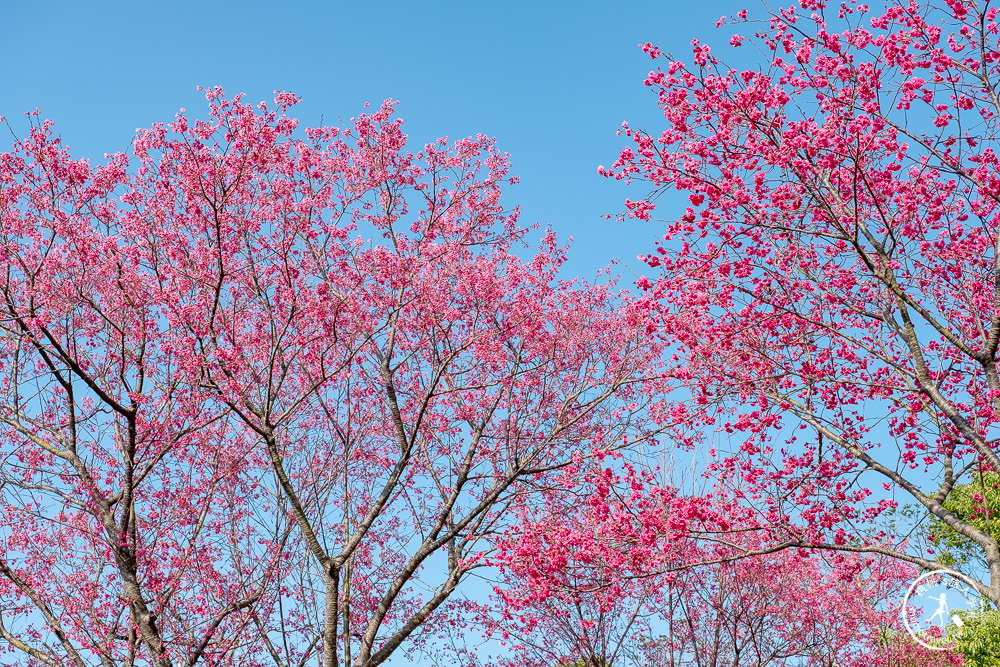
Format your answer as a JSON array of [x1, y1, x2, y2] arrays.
[[927, 471, 1000, 573], [923, 471, 1000, 664], [949, 607, 1000, 667]]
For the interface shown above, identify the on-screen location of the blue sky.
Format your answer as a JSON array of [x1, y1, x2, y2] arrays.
[[1, 0, 746, 281]]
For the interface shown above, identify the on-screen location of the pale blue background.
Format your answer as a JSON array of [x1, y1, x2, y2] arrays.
[[0, 0, 747, 280]]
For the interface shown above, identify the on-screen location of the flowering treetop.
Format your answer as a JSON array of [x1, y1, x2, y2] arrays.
[[599, 0, 1000, 607]]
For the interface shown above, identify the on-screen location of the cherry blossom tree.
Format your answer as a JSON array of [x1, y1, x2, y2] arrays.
[[494, 474, 963, 667], [0, 90, 670, 667], [603, 0, 1000, 608]]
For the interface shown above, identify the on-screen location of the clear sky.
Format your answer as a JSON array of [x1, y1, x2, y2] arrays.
[[0, 0, 746, 281]]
